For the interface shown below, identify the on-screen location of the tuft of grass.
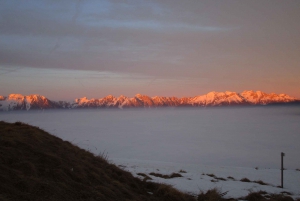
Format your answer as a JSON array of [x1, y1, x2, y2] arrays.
[[244, 191, 265, 201], [146, 182, 195, 201], [170, 173, 183, 178], [97, 150, 109, 161], [215, 177, 227, 181], [205, 173, 226, 181], [240, 177, 251, 182], [197, 188, 223, 201], [137, 173, 152, 181], [227, 176, 235, 180], [242, 190, 296, 201], [254, 180, 269, 186], [14, 121, 23, 126], [179, 169, 187, 173], [149, 172, 183, 179], [269, 194, 294, 201]]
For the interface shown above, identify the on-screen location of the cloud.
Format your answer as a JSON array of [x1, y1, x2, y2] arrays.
[[0, 0, 299, 82]]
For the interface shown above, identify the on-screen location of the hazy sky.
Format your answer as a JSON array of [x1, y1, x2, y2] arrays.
[[1, 0, 300, 100]]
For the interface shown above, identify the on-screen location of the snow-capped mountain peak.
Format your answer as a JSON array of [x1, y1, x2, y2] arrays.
[[0, 91, 299, 111], [0, 94, 57, 111]]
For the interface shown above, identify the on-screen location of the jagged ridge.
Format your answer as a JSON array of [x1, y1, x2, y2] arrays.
[[0, 91, 299, 111], [0, 94, 60, 111]]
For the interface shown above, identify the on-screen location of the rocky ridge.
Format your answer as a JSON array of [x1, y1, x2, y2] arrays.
[[0, 91, 299, 111]]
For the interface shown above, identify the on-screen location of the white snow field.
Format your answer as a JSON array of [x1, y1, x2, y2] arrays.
[[1, 106, 300, 199], [113, 158, 300, 199]]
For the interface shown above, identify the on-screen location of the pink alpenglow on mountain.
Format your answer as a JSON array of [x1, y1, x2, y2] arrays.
[[0, 94, 58, 111], [241, 90, 295, 105], [0, 91, 299, 111]]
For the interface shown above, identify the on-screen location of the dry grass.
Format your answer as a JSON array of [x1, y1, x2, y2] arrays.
[[242, 191, 296, 201], [0, 121, 195, 201], [206, 173, 215, 177], [206, 173, 227, 181], [197, 188, 223, 201], [240, 178, 270, 186], [240, 177, 251, 182], [269, 194, 294, 201], [254, 180, 269, 186], [149, 172, 183, 179], [146, 183, 195, 201], [215, 177, 226, 181], [227, 176, 235, 180], [137, 173, 152, 181], [244, 191, 266, 201]]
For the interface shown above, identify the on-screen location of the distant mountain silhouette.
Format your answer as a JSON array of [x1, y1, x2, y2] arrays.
[[1, 90, 299, 111]]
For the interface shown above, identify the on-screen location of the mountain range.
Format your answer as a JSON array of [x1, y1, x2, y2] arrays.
[[0, 90, 299, 111]]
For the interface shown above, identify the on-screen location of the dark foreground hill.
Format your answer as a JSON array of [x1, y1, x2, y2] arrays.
[[0, 121, 195, 201]]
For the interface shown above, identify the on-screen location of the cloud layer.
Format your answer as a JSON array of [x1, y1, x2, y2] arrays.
[[1, 0, 300, 99]]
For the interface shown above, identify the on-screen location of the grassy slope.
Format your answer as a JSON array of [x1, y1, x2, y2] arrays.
[[0, 121, 195, 201]]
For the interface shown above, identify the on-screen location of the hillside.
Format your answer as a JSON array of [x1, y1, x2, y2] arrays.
[[0, 121, 195, 201], [1, 121, 299, 201]]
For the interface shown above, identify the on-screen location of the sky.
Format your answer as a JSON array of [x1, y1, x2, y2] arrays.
[[0, 0, 300, 100]]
